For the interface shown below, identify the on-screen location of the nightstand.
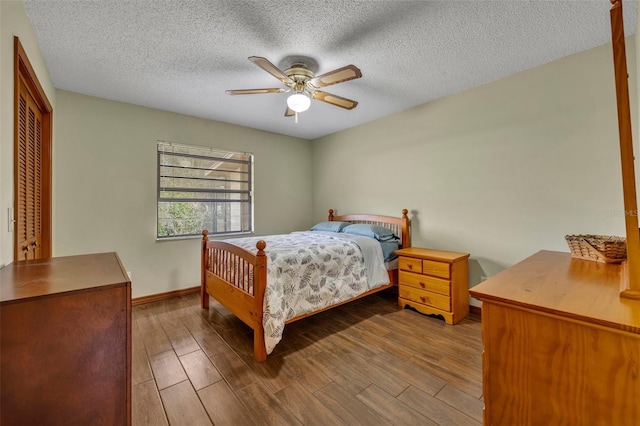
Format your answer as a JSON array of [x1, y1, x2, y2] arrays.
[[395, 247, 470, 324]]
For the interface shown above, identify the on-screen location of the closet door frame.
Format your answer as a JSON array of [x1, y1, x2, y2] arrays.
[[13, 36, 52, 260]]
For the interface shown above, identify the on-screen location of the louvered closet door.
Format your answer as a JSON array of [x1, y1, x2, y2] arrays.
[[16, 82, 43, 261]]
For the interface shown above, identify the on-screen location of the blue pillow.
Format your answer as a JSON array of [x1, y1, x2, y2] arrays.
[[341, 224, 399, 241], [380, 240, 399, 262], [310, 221, 351, 232]]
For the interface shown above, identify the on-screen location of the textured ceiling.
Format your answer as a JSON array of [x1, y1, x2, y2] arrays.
[[24, 0, 638, 140]]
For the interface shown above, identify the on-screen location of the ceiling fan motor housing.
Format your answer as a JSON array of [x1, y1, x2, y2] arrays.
[[285, 63, 315, 88]]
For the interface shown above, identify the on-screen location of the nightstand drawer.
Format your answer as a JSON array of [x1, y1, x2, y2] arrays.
[[399, 257, 422, 273], [398, 286, 451, 311], [423, 260, 450, 279], [399, 271, 451, 296]]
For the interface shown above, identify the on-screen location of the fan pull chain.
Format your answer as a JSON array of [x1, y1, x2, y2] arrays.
[[294, 111, 298, 124]]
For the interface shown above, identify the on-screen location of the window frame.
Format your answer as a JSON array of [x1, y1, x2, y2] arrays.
[[156, 141, 254, 240]]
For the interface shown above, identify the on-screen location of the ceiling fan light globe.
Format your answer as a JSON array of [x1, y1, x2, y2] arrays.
[[287, 93, 311, 112]]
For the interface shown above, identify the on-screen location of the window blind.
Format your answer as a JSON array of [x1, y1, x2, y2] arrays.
[[157, 142, 253, 238]]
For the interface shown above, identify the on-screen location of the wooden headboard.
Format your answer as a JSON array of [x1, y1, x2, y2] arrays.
[[328, 209, 411, 249]]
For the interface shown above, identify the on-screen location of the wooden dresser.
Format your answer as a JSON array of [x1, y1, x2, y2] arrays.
[[469, 250, 640, 425], [0, 252, 131, 425], [395, 247, 470, 324]]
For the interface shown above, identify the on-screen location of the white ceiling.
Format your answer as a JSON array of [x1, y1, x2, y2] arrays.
[[24, 0, 638, 140]]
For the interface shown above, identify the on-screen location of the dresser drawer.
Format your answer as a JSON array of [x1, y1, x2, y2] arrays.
[[399, 257, 422, 273], [399, 271, 450, 296], [398, 286, 451, 311], [423, 259, 450, 279]]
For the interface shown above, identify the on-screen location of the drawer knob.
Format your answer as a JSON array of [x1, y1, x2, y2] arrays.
[[408, 264, 413, 269], [420, 296, 427, 303], [419, 282, 425, 288]]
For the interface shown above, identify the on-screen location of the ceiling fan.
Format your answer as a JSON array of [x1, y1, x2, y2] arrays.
[[226, 56, 362, 121]]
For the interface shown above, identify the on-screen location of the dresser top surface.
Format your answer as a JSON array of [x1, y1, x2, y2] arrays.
[[0, 252, 130, 303], [395, 247, 470, 263], [469, 250, 640, 334]]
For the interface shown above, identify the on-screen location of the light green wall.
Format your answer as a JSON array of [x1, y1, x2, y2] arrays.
[[0, 0, 56, 267], [312, 39, 638, 306], [54, 91, 312, 297]]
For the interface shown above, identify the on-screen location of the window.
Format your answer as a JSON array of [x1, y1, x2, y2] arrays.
[[157, 142, 253, 239]]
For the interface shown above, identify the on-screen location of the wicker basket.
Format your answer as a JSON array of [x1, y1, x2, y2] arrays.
[[565, 234, 627, 263]]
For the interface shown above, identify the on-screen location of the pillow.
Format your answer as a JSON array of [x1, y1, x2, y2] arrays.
[[380, 240, 400, 262], [341, 223, 399, 241], [310, 221, 351, 233]]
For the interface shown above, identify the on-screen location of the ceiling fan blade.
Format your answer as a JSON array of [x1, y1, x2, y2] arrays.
[[311, 91, 358, 110], [308, 65, 362, 88], [248, 56, 294, 86], [226, 88, 285, 95], [284, 107, 295, 117]]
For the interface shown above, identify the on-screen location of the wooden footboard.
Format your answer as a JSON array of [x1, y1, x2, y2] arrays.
[[201, 209, 410, 362], [201, 231, 268, 361]]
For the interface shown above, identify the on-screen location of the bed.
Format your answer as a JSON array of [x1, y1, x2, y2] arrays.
[[200, 209, 410, 361]]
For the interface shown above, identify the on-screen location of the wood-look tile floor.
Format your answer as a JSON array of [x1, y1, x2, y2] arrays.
[[132, 291, 483, 425]]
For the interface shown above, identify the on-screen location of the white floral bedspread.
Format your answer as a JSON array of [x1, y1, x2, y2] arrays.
[[229, 231, 389, 354]]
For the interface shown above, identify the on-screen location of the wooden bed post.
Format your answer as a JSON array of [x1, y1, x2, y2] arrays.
[[328, 209, 334, 221], [401, 209, 410, 248], [610, 0, 640, 299], [253, 240, 268, 362], [201, 230, 210, 309]]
